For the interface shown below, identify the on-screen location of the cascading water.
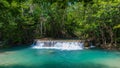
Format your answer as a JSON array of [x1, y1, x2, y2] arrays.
[[32, 40, 84, 50]]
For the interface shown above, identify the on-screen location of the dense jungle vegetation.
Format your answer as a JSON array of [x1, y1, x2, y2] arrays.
[[0, 0, 120, 49]]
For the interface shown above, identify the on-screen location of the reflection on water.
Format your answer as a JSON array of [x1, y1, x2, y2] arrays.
[[0, 46, 120, 68]]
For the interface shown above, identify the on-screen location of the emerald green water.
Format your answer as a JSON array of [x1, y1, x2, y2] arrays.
[[0, 46, 120, 68]]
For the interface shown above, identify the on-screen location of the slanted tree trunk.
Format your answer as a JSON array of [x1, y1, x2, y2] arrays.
[[99, 26, 106, 45], [108, 27, 114, 47]]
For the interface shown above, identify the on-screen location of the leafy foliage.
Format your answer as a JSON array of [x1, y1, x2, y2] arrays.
[[0, 0, 120, 49]]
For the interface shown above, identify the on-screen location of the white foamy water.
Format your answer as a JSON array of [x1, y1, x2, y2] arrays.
[[32, 40, 84, 50]]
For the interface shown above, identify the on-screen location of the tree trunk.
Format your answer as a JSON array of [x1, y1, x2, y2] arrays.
[[0, 32, 1, 41], [99, 27, 106, 45], [103, 23, 114, 48], [108, 27, 114, 47], [40, 22, 43, 37]]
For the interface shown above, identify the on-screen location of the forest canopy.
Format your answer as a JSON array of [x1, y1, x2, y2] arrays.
[[0, 0, 120, 49]]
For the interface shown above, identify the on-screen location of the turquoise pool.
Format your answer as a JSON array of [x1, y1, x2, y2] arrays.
[[0, 46, 120, 68]]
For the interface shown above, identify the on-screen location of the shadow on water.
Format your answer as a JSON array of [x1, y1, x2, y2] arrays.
[[0, 62, 112, 68], [0, 44, 31, 53]]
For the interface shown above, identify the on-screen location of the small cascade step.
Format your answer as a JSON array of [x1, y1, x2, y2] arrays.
[[32, 40, 84, 50]]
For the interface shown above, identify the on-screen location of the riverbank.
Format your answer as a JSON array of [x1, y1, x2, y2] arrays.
[[0, 38, 120, 51]]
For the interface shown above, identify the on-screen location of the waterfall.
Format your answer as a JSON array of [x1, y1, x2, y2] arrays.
[[32, 40, 84, 50]]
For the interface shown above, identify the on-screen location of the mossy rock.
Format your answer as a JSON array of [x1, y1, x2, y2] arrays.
[[84, 41, 90, 47]]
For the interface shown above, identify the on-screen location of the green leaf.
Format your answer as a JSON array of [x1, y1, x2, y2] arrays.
[[0, 23, 3, 28], [11, 1, 17, 8], [0, 0, 10, 8], [113, 24, 120, 29]]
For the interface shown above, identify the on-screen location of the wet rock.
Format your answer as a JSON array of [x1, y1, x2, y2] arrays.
[[84, 40, 91, 47]]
